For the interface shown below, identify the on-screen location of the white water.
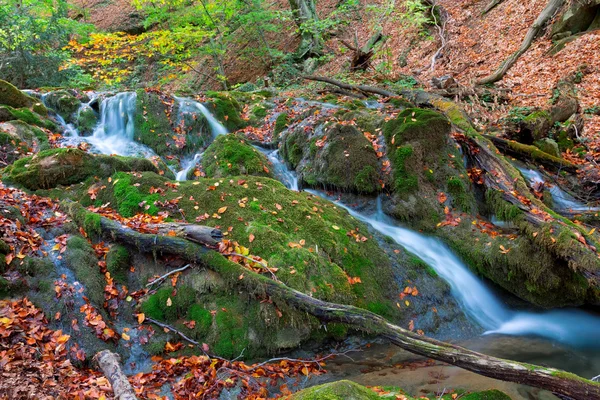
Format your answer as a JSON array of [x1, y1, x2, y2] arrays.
[[173, 97, 228, 181], [516, 163, 600, 213], [256, 148, 299, 191]]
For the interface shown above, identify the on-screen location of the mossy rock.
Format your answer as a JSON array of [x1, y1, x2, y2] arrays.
[[0, 106, 55, 130], [65, 236, 106, 307], [383, 108, 474, 224], [43, 90, 82, 123], [461, 390, 511, 400], [106, 245, 130, 284], [205, 91, 248, 132], [534, 138, 560, 157], [76, 106, 98, 136], [503, 108, 553, 144], [4, 148, 161, 190], [0, 80, 45, 113], [202, 133, 274, 179], [134, 90, 212, 157], [87, 172, 400, 356], [274, 113, 289, 141], [281, 123, 381, 193], [288, 380, 380, 400], [0, 120, 50, 165], [339, 109, 385, 134]]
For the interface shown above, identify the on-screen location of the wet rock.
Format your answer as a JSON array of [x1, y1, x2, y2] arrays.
[[43, 90, 82, 123], [202, 133, 274, 179], [534, 138, 561, 157], [75, 105, 98, 136]]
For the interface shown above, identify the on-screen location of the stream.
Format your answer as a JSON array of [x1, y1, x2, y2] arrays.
[[43, 92, 600, 396]]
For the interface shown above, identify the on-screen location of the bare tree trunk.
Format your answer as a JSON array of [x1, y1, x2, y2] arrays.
[[477, 0, 565, 84], [93, 350, 138, 400], [64, 201, 600, 400]]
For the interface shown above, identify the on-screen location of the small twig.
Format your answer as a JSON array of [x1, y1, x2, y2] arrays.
[[144, 317, 229, 361], [248, 348, 361, 372], [146, 264, 191, 287], [223, 253, 278, 281]]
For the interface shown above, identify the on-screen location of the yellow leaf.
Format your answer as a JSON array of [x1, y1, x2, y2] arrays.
[[52, 243, 61, 251], [405, 300, 410, 306], [332, 225, 340, 230], [218, 206, 228, 214], [137, 313, 145, 324], [121, 332, 130, 341], [301, 366, 309, 376], [166, 298, 172, 307], [590, 228, 596, 235]]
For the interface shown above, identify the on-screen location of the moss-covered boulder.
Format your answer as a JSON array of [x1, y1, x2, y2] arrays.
[[0, 80, 46, 114], [3, 148, 163, 190], [383, 108, 474, 225], [0, 106, 55, 130], [83, 171, 401, 357], [134, 89, 212, 157], [202, 133, 273, 179], [76, 105, 98, 136], [281, 123, 381, 193], [205, 91, 248, 132], [0, 120, 50, 165], [534, 138, 561, 157], [43, 90, 82, 123], [289, 380, 380, 400]]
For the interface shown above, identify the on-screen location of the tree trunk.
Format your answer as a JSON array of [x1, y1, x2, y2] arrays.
[[477, 0, 565, 85], [93, 350, 138, 400], [63, 201, 600, 400], [289, 0, 322, 58], [340, 31, 384, 71]]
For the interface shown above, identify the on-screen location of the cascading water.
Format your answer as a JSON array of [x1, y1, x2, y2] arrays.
[[515, 162, 600, 212], [173, 97, 228, 181], [256, 148, 299, 191], [311, 192, 600, 347]]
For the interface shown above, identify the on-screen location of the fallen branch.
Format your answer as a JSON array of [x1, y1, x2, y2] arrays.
[[146, 264, 192, 287], [149, 223, 223, 246], [427, 0, 448, 71], [303, 75, 397, 97], [477, 0, 565, 84], [223, 252, 279, 281], [93, 350, 138, 400], [63, 201, 600, 400]]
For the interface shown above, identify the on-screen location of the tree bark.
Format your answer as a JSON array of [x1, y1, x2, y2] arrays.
[[64, 201, 600, 400], [289, 0, 322, 58], [93, 350, 138, 400], [150, 223, 223, 246], [339, 31, 384, 71], [482, 0, 506, 15], [477, 0, 565, 84]]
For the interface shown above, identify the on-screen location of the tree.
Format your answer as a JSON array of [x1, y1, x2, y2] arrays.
[[288, 0, 323, 59], [0, 0, 92, 87]]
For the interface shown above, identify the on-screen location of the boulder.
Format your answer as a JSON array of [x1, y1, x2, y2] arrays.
[[43, 90, 82, 123], [0, 80, 47, 114], [202, 133, 273, 179]]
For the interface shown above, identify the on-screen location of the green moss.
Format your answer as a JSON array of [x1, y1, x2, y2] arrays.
[[76, 106, 98, 135], [106, 245, 130, 284], [141, 285, 196, 322], [187, 304, 212, 337], [84, 213, 102, 240], [43, 90, 81, 122], [65, 236, 105, 307], [202, 133, 273, 178], [4, 148, 161, 190], [205, 91, 247, 132], [134, 89, 174, 156], [274, 112, 289, 140], [113, 171, 160, 217], [213, 297, 249, 358], [447, 176, 472, 212], [0, 79, 39, 109], [0, 106, 55, 130], [289, 380, 380, 400], [461, 390, 512, 400], [502, 140, 574, 168]]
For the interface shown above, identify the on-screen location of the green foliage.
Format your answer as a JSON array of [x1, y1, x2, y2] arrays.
[[0, 0, 94, 87]]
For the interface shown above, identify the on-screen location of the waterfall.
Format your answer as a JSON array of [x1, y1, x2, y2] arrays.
[[256, 147, 299, 191], [173, 97, 228, 181]]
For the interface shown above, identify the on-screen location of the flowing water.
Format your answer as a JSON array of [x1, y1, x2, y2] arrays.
[[515, 161, 600, 213]]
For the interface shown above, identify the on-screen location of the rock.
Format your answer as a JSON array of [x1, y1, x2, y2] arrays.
[[0, 105, 55, 130], [431, 75, 458, 90], [43, 90, 82, 123], [0, 80, 46, 114], [0, 120, 50, 165], [289, 380, 380, 400], [552, 0, 600, 37], [3, 148, 163, 190], [76, 105, 98, 136], [281, 122, 381, 193], [534, 138, 561, 157], [202, 133, 274, 179]]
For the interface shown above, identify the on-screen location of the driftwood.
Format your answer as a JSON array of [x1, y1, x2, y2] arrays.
[[477, 0, 565, 84], [63, 201, 600, 400], [150, 223, 223, 246], [93, 350, 138, 400]]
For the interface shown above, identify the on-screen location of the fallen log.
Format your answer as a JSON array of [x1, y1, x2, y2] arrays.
[[64, 201, 600, 400], [303, 75, 397, 97], [93, 350, 138, 400], [149, 223, 223, 246], [484, 135, 577, 173]]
